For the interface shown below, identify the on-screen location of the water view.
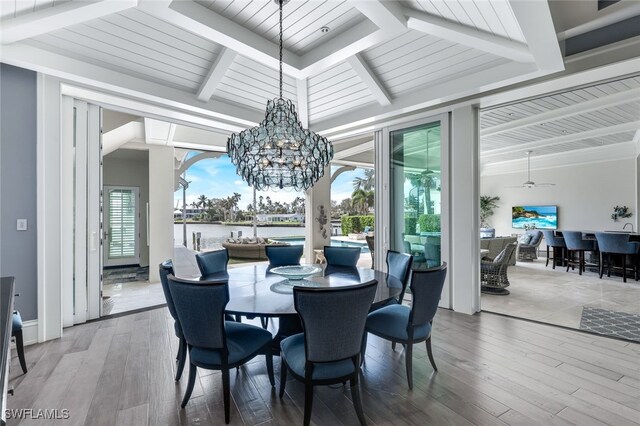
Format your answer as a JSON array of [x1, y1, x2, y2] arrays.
[[174, 223, 306, 251]]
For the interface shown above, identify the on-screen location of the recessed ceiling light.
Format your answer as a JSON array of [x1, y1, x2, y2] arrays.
[[320, 26, 330, 33]]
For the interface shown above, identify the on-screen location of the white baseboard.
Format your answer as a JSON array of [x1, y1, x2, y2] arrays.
[[22, 320, 38, 346]]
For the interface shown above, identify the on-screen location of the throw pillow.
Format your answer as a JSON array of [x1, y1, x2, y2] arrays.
[[518, 234, 532, 245]]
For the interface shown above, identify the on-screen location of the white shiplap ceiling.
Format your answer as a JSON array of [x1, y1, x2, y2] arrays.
[[480, 75, 640, 168], [0, 0, 566, 133]]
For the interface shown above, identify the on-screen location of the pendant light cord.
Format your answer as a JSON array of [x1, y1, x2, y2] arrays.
[[279, 0, 283, 100]]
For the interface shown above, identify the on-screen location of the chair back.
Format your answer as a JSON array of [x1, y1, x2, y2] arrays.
[[541, 230, 565, 247], [167, 275, 229, 350], [386, 251, 413, 299], [195, 249, 229, 275], [526, 230, 543, 247], [409, 263, 447, 328], [402, 240, 412, 254], [562, 231, 595, 251], [423, 236, 441, 267], [294, 282, 377, 363], [492, 242, 517, 265], [265, 245, 303, 267], [365, 236, 375, 253], [323, 246, 361, 267], [159, 260, 179, 322], [595, 232, 639, 255]]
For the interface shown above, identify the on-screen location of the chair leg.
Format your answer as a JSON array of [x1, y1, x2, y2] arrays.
[[405, 344, 413, 390], [260, 317, 269, 329], [14, 330, 27, 374], [426, 337, 437, 372], [350, 376, 367, 426], [175, 337, 187, 381], [607, 254, 612, 277], [279, 360, 288, 398], [546, 246, 550, 267], [266, 349, 275, 388], [181, 363, 197, 408], [622, 255, 627, 283], [222, 368, 231, 424], [566, 250, 571, 272], [235, 315, 242, 323], [578, 251, 584, 275], [599, 252, 604, 279], [391, 342, 396, 351], [360, 332, 368, 366], [303, 382, 314, 426]]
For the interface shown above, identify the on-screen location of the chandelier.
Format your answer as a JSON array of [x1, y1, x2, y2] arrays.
[[227, 0, 333, 191]]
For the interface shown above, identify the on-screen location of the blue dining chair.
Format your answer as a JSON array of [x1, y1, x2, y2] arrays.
[[12, 310, 27, 374], [323, 246, 361, 267], [563, 231, 597, 275], [279, 281, 377, 426], [595, 232, 640, 282], [195, 248, 229, 275], [167, 275, 274, 424], [364, 263, 447, 389], [265, 245, 303, 267], [159, 260, 187, 381], [541, 230, 566, 269], [385, 250, 413, 305]]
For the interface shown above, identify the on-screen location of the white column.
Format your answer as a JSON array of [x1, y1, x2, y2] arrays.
[[148, 145, 175, 282], [373, 130, 388, 271], [37, 75, 63, 341], [449, 105, 480, 314], [304, 166, 331, 263]]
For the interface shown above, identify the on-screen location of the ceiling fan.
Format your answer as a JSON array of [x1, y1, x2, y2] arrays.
[[507, 151, 555, 188]]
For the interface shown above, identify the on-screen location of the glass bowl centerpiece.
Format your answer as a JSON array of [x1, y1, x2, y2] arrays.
[[269, 265, 322, 280]]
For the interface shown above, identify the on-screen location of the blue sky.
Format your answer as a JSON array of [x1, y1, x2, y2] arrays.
[[175, 153, 366, 209]]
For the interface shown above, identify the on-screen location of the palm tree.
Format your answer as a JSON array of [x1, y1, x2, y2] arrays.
[[352, 189, 374, 214], [197, 194, 208, 212], [352, 169, 375, 191], [407, 171, 438, 215]]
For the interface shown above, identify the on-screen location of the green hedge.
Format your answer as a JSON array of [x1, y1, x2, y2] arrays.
[[341, 215, 374, 234], [418, 214, 441, 232], [404, 217, 417, 235]]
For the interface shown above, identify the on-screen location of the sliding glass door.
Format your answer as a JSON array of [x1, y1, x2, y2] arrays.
[[390, 121, 442, 269]]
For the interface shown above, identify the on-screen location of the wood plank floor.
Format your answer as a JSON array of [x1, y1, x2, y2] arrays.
[[7, 308, 640, 425]]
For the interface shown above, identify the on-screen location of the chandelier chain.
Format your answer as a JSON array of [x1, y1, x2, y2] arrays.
[[279, 0, 283, 99]]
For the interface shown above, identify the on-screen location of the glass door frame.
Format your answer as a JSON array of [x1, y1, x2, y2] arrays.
[[374, 113, 451, 309]]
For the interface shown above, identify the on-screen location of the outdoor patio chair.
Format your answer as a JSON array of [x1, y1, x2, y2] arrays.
[[279, 281, 377, 426], [365, 235, 375, 269], [481, 242, 517, 295], [265, 245, 303, 267], [168, 275, 274, 424]]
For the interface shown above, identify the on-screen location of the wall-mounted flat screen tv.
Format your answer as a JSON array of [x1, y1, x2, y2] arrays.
[[512, 205, 558, 230]]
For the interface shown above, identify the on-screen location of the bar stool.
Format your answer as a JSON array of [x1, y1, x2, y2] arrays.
[[594, 232, 640, 283], [563, 231, 597, 275], [541, 230, 566, 269]]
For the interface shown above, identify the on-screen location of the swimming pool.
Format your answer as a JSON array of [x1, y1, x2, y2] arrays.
[[270, 237, 370, 253]]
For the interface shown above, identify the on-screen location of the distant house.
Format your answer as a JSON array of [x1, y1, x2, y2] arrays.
[[174, 208, 201, 219], [255, 213, 305, 223]]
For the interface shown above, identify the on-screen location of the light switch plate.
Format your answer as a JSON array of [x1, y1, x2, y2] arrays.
[[17, 219, 27, 231]]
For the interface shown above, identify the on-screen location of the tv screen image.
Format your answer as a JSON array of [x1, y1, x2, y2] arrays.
[[512, 205, 558, 230]]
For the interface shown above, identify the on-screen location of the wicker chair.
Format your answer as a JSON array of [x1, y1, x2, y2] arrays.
[[481, 242, 517, 295], [365, 235, 375, 269], [517, 230, 543, 261]]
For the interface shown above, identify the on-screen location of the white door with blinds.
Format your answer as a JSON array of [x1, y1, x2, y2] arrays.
[[104, 186, 140, 267]]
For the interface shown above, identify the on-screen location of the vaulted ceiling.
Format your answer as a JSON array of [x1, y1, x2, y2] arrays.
[[0, 0, 563, 135]]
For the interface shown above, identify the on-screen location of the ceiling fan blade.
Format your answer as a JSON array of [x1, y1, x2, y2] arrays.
[[505, 184, 527, 188], [533, 183, 556, 187]]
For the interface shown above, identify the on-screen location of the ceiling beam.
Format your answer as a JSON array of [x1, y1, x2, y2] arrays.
[[482, 121, 640, 159], [138, 0, 304, 79], [331, 159, 373, 169], [404, 9, 533, 63], [482, 87, 640, 137], [330, 165, 356, 184], [351, 0, 406, 32], [1, 42, 262, 130], [333, 139, 374, 160], [347, 54, 391, 106], [296, 79, 309, 128], [197, 47, 237, 102], [508, 0, 564, 71], [0, 0, 138, 44]]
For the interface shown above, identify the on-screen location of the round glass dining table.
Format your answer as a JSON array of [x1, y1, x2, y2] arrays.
[[176, 263, 403, 348]]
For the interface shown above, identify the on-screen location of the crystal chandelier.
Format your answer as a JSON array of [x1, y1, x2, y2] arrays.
[[227, 0, 334, 191]]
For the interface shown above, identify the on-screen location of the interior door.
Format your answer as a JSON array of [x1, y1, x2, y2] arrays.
[[104, 186, 140, 267]]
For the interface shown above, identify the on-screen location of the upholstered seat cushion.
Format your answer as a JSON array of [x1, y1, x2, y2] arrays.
[[12, 311, 22, 335], [189, 322, 272, 367], [366, 304, 431, 342], [280, 333, 356, 380]]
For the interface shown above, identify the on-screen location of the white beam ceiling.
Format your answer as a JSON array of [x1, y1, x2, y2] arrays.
[[405, 9, 533, 63], [197, 47, 237, 102], [0, 0, 138, 44], [347, 54, 391, 106]]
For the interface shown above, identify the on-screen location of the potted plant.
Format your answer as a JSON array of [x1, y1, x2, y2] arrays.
[[480, 195, 500, 238]]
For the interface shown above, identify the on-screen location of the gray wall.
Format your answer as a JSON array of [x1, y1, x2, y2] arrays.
[[0, 64, 38, 321]]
